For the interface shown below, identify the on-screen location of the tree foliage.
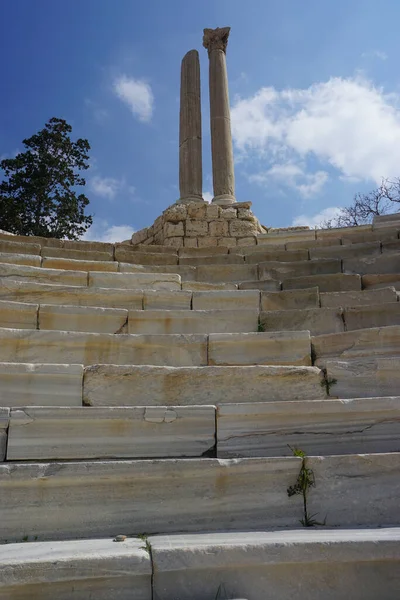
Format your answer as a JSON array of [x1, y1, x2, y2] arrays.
[[322, 178, 400, 228], [0, 117, 93, 239]]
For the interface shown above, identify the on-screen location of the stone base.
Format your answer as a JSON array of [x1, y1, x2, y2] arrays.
[[212, 193, 236, 205], [176, 196, 205, 204]]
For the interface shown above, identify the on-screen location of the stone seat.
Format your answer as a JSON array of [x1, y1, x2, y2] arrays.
[[217, 397, 400, 457], [0, 363, 326, 408], [260, 307, 344, 336], [0, 537, 152, 600], [282, 273, 361, 292], [320, 286, 397, 307], [312, 325, 400, 367], [0, 238, 41, 255], [128, 309, 259, 334], [0, 251, 41, 267], [0, 328, 312, 367], [0, 454, 399, 543], [309, 241, 381, 260], [6, 405, 216, 460], [149, 529, 400, 600], [362, 273, 400, 289], [326, 357, 400, 398], [41, 245, 114, 262], [259, 258, 341, 280]]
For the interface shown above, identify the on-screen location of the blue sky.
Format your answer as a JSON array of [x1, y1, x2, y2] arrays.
[[1, 0, 400, 241]]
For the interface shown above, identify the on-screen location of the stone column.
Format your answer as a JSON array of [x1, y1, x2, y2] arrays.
[[203, 27, 236, 205], [177, 49, 204, 204]]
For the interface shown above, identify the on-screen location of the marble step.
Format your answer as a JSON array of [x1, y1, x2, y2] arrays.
[[1, 454, 399, 542], [127, 309, 259, 334], [235, 247, 309, 262], [0, 239, 41, 255], [149, 529, 400, 600], [344, 253, 400, 275], [260, 307, 344, 336], [83, 365, 326, 407], [282, 273, 361, 292], [344, 302, 400, 331], [41, 245, 114, 262], [261, 287, 319, 311], [0, 279, 145, 309], [312, 325, 400, 367], [0, 329, 207, 367], [0, 262, 181, 290], [0, 537, 152, 600], [362, 273, 400, 290], [320, 286, 397, 308], [42, 256, 119, 272], [0, 363, 83, 407], [326, 357, 400, 399], [0, 328, 312, 367], [217, 397, 400, 457], [309, 241, 381, 260], [0, 251, 41, 267], [6, 406, 216, 460], [259, 259, 342, 280]]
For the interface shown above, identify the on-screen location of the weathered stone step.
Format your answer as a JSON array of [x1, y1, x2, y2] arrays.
[[6, 406, 216, 460], [233, 246, 309, 262], [0, 328, 311, 367], [239, 279, 281, 291], [0, 537, 152, 600], [0, 251, 41, 267], [310, 241, 381, 260], [42, 256, 119, 272], [0, 262, 181, 290], [208, 331, 311, 366], [217, 397, 400, 458], [1, 454, 399, 542], [0, 231, 114, 252], [283, 273, 361, 292], [0, 363, 83, 407], [320, 286, 397, 308], [182, 281, 238, 291], [0, 329, 207, 367], [326, 357, 400, 398], [344, 253, 400, 275], [150, 529, 400, 600], [0, 239, 41, 256], [260, 307, 344, 336], [259, 258, 341, 280], [312, 325, 400, 367], [0, 408, 8, 460], [39, 304, 128, 333], [362, 273, 400, 290], [83, 365, 326, 407], [0, 262, 88, 286], [344, 302, 400, 331], [88, 271, 181, 290], [0, 279, 144, 309], [115, 247, 178, 265], [178, 253, 245, 265], [261, 287, 319, 310], [41, 245, 114, 262], [127, 309, 258, 334], [191, 289, 259, 310]]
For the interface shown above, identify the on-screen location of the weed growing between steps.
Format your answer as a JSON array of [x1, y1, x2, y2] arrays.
[[287, 446, 327, 527], [257, 318, 265, 332], [320, 373, 338, 395], [137, 533, 151, 553]]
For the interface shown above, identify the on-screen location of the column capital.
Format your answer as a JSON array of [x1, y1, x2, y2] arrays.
[[203, 27, 231, 55]]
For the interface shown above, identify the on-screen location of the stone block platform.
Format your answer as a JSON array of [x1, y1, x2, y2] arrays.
[[0, 215, 400, 598]]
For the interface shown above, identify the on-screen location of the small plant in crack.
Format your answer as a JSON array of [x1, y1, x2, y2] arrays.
[[137, 533, 151, 553], [215, 583, 233, 599], [257, 318, 266, 332], [287, 445, 326, 527], [320, 374, 337, 395]]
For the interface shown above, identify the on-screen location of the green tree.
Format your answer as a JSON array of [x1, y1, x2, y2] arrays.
[[0, 117, 93, 239]]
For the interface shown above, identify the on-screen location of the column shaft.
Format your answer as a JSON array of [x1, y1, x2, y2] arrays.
[[203, 27, 236, 205], [177, 50, 203, 204]]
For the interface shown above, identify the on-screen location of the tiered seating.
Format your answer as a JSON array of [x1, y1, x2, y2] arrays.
[[0, 220, 400, 599]]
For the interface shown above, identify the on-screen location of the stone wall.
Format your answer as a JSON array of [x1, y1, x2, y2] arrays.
[[131, 201, 266, 248]]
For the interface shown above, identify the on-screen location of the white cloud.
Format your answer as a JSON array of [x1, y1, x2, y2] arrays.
[[362, 50, 388, 61], [83, 220, 135, 243], [113, 75, 154, 122], [89, 175, 123, 200], [231, 76, 400, 186], [249, 162, 329, 198], [292, 206, 343, 228]]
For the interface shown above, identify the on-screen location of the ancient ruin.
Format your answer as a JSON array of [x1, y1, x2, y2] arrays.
[[0, 27, 400, 600]]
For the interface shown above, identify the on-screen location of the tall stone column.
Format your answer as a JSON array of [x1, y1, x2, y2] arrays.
[[203, 27, 236, 205], [177, 49, 204, 204]]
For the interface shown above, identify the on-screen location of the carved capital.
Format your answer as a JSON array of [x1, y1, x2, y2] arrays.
[[203, 27, 231, 55]]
